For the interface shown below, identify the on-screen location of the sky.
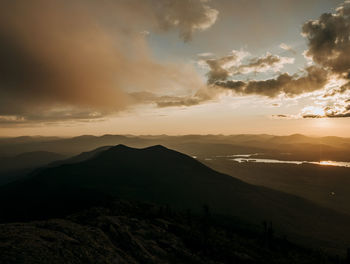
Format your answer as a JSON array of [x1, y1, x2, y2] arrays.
[[0, 0, 350, 137]]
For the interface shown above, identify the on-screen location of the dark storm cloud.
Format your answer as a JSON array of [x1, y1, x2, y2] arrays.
[[215, 66, 328, 98], [0, 0, 218, 124]]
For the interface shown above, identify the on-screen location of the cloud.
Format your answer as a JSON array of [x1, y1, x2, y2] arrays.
[[0, 0, 218, 124], [274, 99, 350, 119], [204, 50, 294, 84], [153, 0, 219, 42], [301, 0, 350, 97], [302, 1, 350, 77], [302, 102, 350, 118], [197, 52, 214, 57], [271, 114, 293, 119], [215, 66, 328, 98], [207, 1, 350, 120], [191, 1, 350, 118], [231, 53, 294, 75], [271, 103, 281, 107], [0, 110, 105, 126], [204, 50, 249, 84], [297, 0, 350, 118], [279, 43, 297, 54], [130, 85, 219, 107]]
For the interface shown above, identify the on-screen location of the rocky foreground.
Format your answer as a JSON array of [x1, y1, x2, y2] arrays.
[[0, 200, 341, 264]]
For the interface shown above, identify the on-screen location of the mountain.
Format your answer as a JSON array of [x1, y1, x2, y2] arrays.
[[0, 136, 60, 145], [48, 145, 112, 167], [0, 151, 65, 171], [0, 151, 65, 185], [1, 145, 350, 255], [0, 135, 148, 156]]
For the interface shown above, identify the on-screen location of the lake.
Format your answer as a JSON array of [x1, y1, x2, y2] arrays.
[[231, 157, 350, 168]]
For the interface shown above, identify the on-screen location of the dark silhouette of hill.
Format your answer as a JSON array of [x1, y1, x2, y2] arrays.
[[1, 145, 350, 255]]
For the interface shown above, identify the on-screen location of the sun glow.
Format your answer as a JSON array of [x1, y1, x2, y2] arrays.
[[316, 160, 350, 168], [314, 118, 332, 129], [319, 160, 337, 166]]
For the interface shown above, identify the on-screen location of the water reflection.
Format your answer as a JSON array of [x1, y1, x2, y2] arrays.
[[231, 157, 350, 168]]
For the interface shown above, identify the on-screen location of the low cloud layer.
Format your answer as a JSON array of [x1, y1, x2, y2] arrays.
[[130, 85, 218, 108], [215, 66, 328, 98], [0, 0, 218, 125], [302, 102, 350, 118]]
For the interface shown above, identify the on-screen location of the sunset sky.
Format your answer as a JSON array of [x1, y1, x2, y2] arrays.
[[1, 0, 350, 137]]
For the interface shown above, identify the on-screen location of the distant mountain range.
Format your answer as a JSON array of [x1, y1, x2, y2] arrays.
[[1, 144, 350, 255], [1, 134, 349, 161], [0, 151, 65, 172], [0, 151, 65, 185]]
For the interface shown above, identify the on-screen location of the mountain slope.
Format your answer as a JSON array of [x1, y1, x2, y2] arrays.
[[0, 200, 340, 264], [1, 145, 350, 254], [48, 145, 112, 167]]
